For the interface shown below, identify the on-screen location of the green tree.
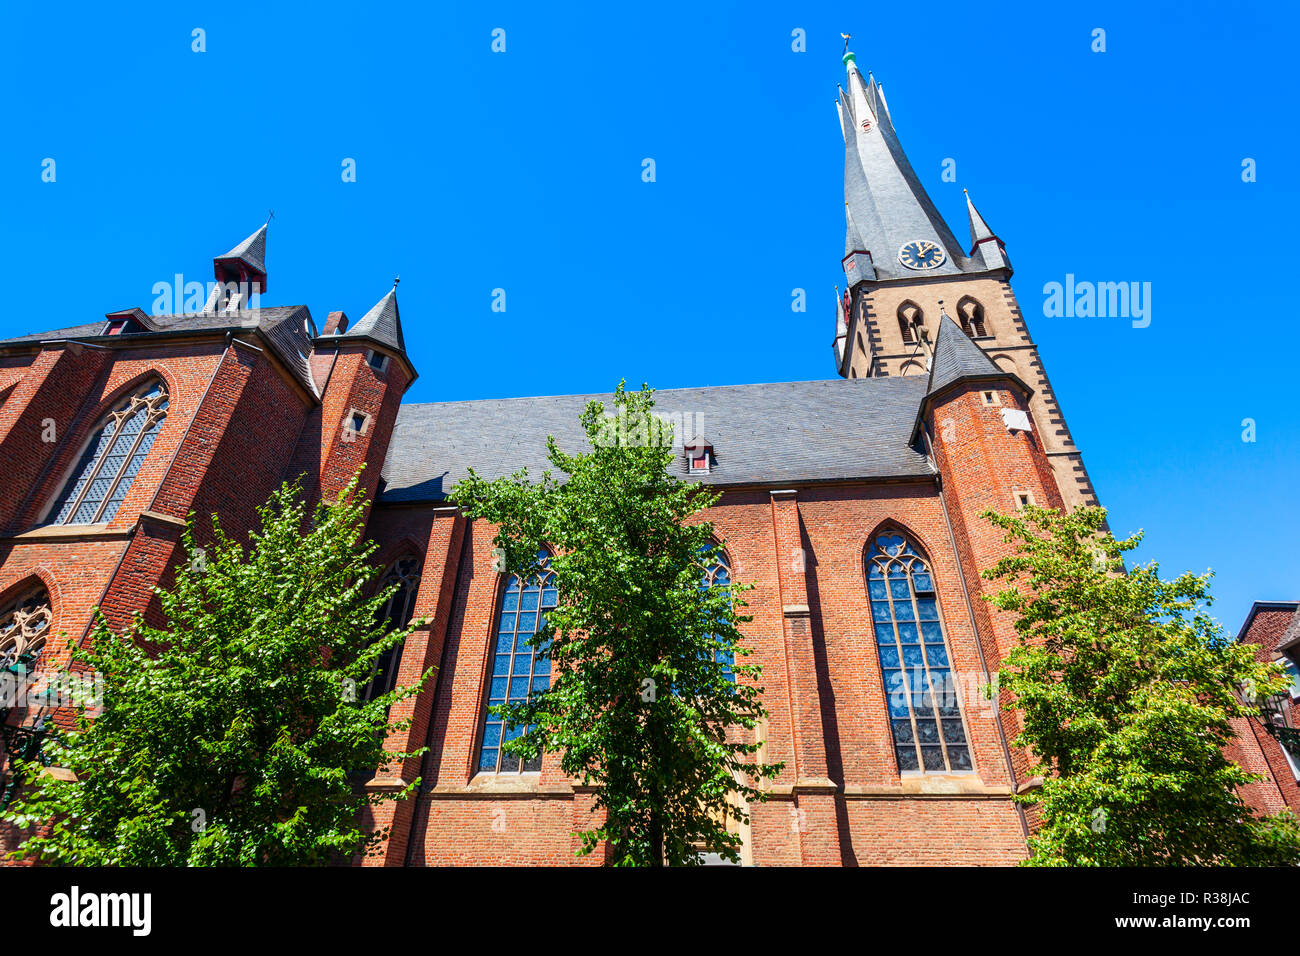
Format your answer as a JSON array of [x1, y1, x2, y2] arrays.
[[453, 382, 781, 866], [983, 503, 1300, 866], [2, 478, 431, 866]]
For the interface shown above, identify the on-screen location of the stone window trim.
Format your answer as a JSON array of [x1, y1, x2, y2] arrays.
[[358, 556, 422, 704], [865, 529, 975, 776], [698, 548, 735, 684], [0, 586, 53, 673], [44, 380, 170, 527], [343, 408, 372, 439], [475, 549, 556, 776]]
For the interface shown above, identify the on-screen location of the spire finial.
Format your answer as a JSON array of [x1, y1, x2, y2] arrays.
[[265, 209, 275, 226], [393, 275, 400, 289], [841, 31, 856, 66]]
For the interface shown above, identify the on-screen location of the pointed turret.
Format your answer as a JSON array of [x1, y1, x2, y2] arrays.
[[839, 46, 984, 285], [214, 224, 268, 291], [204, 224, 269, 313], [925, 310, 1005, 397], [324, 280, 416, 382], [347, 285, 406, 354], [964, 189, 1011, 272]]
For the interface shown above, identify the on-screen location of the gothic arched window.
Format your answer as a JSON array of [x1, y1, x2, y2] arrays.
[[360, 557, 421, 703], [866, 531, 972, 773], [478, 550, 556, 774], [897, 301, 924, 345], [48, 381, 169, 526], [0, 587, 52, 673], [700, 552, 735, 684], [956, 297, 987, 338]]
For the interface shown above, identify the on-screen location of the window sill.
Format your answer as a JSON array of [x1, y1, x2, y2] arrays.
[[427, 774, 573, 797], [1, 523, 135, 544]]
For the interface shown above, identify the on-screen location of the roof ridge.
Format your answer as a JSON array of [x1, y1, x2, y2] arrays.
[[395, 376, 921, 410]]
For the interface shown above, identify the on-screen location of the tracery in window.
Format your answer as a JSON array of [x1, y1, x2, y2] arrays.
[[478, 550, 556, 773], [48, 381, 169, 525], [867, 531, 972, 773], [700, 552, 735, 684], [0, 588, 52, 673], [360, 557, 421, 703]]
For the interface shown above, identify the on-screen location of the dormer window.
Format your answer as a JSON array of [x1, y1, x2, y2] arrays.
[[685, 437, 713, 475], [101, 313, 144, 336], [366, 349, 389, 373]]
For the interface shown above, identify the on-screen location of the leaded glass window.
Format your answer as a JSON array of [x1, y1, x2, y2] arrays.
[[48, 382, 169, 525], [360, 557, 421, 703], [867, 531, 972, 773], [701, 553, 734, 683], [478, 550, 556, 774], [0, 588, 51, 673]]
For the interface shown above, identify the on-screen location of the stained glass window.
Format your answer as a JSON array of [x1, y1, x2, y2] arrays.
[[701, 553, 735, 683], [360, 557, 421, 703], [48, 382, 169, 526], [0, 588, 52, 673], [867, 531, 972, 773], [478, 550, 556, 774]]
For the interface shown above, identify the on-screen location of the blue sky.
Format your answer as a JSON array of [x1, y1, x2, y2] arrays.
[[2, 1, 1295, 632]]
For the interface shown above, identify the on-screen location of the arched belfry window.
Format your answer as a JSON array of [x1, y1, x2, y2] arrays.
[[897, 301, 924, 345], [478, 550, 556, 774], [866, 531, 972, 773], [360, 556, 421, 703], [48, 381, 169, 525], [956, 296, 987, 338], [0, 587, 52, 673], [700, 550, 735, 684]]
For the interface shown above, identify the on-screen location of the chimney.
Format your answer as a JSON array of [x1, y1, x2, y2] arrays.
[[323, 311, 349, 336]]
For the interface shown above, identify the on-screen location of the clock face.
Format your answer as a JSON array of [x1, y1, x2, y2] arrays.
[[898, 239, 946, 270]]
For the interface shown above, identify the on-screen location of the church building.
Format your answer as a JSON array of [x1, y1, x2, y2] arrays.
[[1, 48, 1290, 865]]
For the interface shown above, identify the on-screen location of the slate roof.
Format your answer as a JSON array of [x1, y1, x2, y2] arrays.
[[0, 305, 318, 395], [216, 225, 268, 277], [838, 52, 1003, 280], [335, 287, 405, 353], [377, 377, 935, 504], [926, 313, 1004, 395]]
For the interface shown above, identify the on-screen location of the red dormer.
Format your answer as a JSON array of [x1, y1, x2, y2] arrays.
[[684, 436, 713, 475]]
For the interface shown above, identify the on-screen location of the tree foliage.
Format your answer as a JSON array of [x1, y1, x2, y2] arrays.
[[983, 504, 1300, 866], [453, 382, 781, 865], [3, 477, 431, 866]]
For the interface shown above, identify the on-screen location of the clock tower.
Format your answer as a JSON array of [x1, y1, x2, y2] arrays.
[[831, 46, 1098, 511]]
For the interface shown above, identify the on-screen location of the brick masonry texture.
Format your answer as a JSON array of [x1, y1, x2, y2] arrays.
[[1, 313, 1294, 865], [0, 295, 1293, 868]]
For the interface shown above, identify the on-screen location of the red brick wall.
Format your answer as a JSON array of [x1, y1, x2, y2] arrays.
[[377, 479, 1028, 866]]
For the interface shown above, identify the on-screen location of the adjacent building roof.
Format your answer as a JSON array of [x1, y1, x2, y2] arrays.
[[378, 377, 935, 503], [1236, 601, 1300, 648]]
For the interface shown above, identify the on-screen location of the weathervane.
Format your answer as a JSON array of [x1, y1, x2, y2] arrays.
[[841, 32, 851, 54]]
